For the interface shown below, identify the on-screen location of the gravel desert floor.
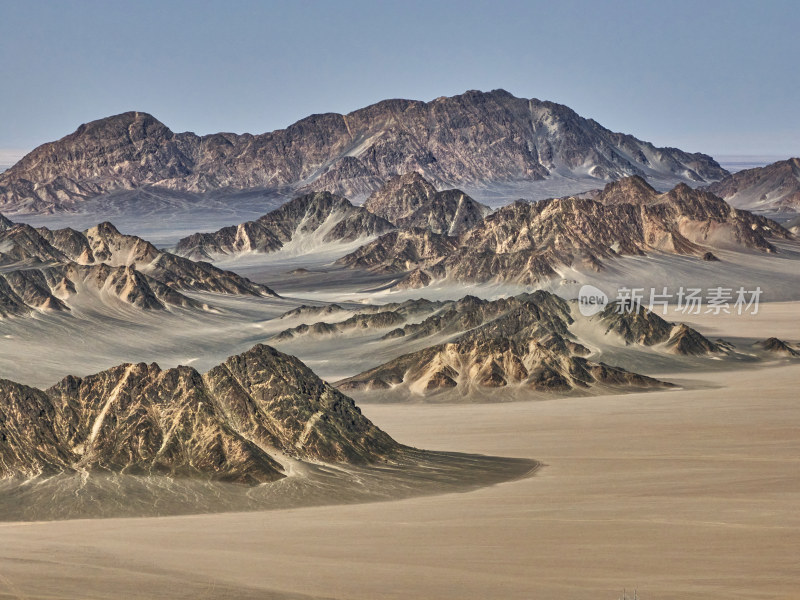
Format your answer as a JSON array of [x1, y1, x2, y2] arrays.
[[1, 310, 798, 599]]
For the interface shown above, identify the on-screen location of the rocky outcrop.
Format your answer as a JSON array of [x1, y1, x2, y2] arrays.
[[203, 345, 396, 463], [273, 311, 407, 341], [338, 179, 790, 288], [363, 172, 439, 223], [664, 324, 732, 356], [597, 303, 675, 346], [380, 294, 568, 342], [597, 303, 732, 355], [0, 221, 275, 315], [173, 191, 393, 260], [592, 175, 661, 205], [277, 299, 446, 324], [279, 303, 347, 320], [336, 228, 458, 276], [753, 337, 800, 357], [0, 223, 68, 266], [0, 90, 727, 214], [336, 292, 672, 396], [0, 212, 14, 231], [0, 344, 399, 482], [0, 262, 203, 316], [705, 158, 800, 212], [363, 173, 490, 235]]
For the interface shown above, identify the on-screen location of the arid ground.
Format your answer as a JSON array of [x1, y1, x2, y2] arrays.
[[0, 305, 797, 600]]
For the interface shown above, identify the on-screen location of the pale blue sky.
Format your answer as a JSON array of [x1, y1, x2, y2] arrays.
[[0, 0, 797, 164]]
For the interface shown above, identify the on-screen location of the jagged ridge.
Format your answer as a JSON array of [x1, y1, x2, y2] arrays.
[[336, 291, 673, 396], [174, 191, 393, 260], [364, 172, 491, 236], [337, 179, 790, 288], [0, 216, 276, 314], [0, 90, 728, 213]]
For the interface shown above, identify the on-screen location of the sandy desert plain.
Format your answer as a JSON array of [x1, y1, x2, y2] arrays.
[[0, 214, 798, 599], [0, 320, 798, 599]]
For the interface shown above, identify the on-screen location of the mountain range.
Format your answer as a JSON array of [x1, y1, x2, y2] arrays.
[[0, 90, 729, 215], [269, 292, 735, 399], [0, 215, 275, 315], [335, 176, 789, 289]]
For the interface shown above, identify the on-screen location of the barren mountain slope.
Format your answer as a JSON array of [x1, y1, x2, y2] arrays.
[[705, 158, 800, 212]]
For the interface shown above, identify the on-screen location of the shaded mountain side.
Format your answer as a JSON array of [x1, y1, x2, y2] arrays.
[[705, 158, 800, 212], [0, 344, 399, 482], [337, 179, 790, 288], [364, 172, 491, 235], [0, 90, 727, 213], [173, 191, 393, 260]]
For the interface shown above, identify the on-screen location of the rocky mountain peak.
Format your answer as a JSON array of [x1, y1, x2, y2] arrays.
[[362, 173, 490, 236], [595, 175, 659, 205], [1, 344, 399, 483], [363, 172, 438, 223], [174, 190, 394, 260], [754, 337, 800, 357], [73, 111, 173, 142]]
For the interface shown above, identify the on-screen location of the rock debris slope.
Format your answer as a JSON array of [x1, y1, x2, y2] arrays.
[[0, 90, 727, 213]]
